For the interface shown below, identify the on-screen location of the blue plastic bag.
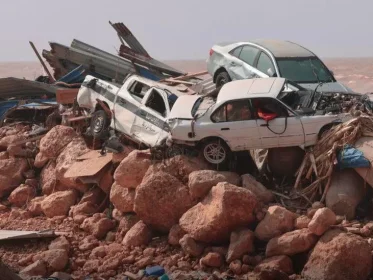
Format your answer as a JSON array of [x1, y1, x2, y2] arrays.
[[337, 145, 370, 170]]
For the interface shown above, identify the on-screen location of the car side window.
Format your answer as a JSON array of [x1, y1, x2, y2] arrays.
[[230, 46, 243, 58], [239, 46, 260, 66], [144, 89, 167, 117], [211, 100, 253, 123], [251, 98, 289, 118], [128, 81, 150, 99], [257, 52, 276, 77]]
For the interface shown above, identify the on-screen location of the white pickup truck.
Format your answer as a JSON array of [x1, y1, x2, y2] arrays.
[[77, 74, 186, 147]]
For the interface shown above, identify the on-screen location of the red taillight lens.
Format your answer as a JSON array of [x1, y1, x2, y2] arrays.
[[209, 49, 214, 56]]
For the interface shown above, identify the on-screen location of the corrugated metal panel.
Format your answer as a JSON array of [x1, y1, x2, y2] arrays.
[[111, 22, 149, 57], [0, 78, 59, 99]]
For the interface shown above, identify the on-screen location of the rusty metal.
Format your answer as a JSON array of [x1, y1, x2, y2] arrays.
[[56, 88, 79, 104], [29, 41, 55, 82], [96, 98, 112, 118]]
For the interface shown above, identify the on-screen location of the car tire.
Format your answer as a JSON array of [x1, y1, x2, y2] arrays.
[[201, 139, 230, 167], [215, 71, 231, 88], [90, 110, 110, 138]]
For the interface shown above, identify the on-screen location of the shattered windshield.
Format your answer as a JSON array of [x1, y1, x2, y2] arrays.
[[277, 57, 335, 84]]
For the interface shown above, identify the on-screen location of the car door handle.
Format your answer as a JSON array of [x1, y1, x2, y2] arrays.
[[221, 128, 230, 131], [260, 124, 268, 127]]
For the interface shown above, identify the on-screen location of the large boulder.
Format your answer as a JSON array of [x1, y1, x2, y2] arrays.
[[0, 157, 28, 197], [168, 224, 186, 246], [145, 155, 210, 184], [115, 214, 140, 242], [135, 171, 193, 232], [28, 196, 46, 216], [179, 234, 204, 257], [41, 190, 78, 218], [110, 182, 135, 213], [40, 161, 69, 195], [114, 150, 151, 189], [0, 134, 26, 150], [39, 125, 77, 159], [55, 137, 90, 192], [19, 260, 47, 278], [32, 249, 68, 272], [241, 174, 274, 203], [302, 229, 372, 280], [8, 184, 35, 207], [326, 169, 365, 220], [308, 207, 336, 236], [255, 206, 297, 241], [122, 220, 152, 247], [34, 152, 49, 168], [188, 170, 241, 200], [266, 229, 318, 257], [226, 228, 255, 263], [179, 182, 258, 243]]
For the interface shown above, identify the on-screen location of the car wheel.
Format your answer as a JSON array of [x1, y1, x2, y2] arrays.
[[202, 139, 230, 166], [90, 110, 110, 138], [216, 71, 231, 88]]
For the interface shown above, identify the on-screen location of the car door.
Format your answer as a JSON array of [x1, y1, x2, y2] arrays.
[[236, 45, 263, 79], [208, 99, 261, 151], [113, 79, 150, 135], [226, 46, 245, 80], [251, 97, 305, 148], [131, 88, 170, 147], [255, 51, 278, 78]]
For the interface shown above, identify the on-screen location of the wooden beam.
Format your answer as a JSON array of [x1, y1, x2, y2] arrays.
[[29, 41, 55, 82]]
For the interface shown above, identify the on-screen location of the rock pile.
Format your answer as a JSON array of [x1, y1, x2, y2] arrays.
[[0, 124, 373, 280]]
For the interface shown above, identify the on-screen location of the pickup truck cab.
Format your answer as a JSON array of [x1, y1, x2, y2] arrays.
[[77, 74, 181, 147]]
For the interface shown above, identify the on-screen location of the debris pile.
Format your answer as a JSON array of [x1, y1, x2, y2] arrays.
[[2, 20, 373, 280]]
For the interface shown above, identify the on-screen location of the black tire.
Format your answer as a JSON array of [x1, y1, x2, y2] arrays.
[[215, 71, 231, 88], [201, 138, 231, 168], [90, 110, 110, 138]]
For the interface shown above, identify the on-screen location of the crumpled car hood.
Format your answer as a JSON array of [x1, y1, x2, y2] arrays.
[[168, 95, 202, 120]]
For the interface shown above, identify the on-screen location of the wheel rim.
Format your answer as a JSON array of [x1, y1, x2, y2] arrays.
[[93, 115, 104, 134], [203, 142, 226, 164]]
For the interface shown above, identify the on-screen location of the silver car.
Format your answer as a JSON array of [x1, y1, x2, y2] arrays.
[[207, 40, 353, 93]]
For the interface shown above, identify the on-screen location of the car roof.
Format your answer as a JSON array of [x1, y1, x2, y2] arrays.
[[217, 78, 286, 102], [236, 40, 315, 58]]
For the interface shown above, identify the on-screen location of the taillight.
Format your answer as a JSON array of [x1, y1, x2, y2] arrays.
[[209, 49, 214, 56]]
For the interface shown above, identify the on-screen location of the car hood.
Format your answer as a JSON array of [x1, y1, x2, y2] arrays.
[[168, 95, 202, 120], [298, 82, 354, 93]]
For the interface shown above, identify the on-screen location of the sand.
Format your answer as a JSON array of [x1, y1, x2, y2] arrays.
[[0, 58, 373, 93]]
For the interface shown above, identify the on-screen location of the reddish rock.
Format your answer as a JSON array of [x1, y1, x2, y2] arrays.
[[226, 229, 255, 263], [83, 259, 100, 273], [135, 256, 153, 268], [308, 207, 336, 236], [0, 151, 8, 160], [180, 182, 257, 243], [256, 255, 294, 275], [179, 234, 204, 257], [201, 252, 223, 268], [255, 206, 297, 241], [40, 160, 64, 195], [135, 171, 193, 232], [241, 174, 274, 203], [122, 220, 152, 247], [28, 196, 45, 216], [70, 201, 97, 220], [9, 208, 32, 219], [116, 214, 140, 242], [110, 182, 135, 213], [168, 224, 186, 246], [55, 137, 90, 192], [188, 170, 241, 200], [98, 257, 121, 272], [79, 235, 99, 251], [19, 260, 47, 278], [33, 249, 68, 272], [48, 236, 70, 252], [105, 243, 123, 256], [99, 167, 114, 194], [25, 178, 38, 188], [114, 149, 151, 188], [80, 187, 105, 205], [8, 184, 35, 207], [295, 215, 311, 229], [144, 155, 210, 184], [81, 213, 116, 239], [41, 190, 78, 218], [39, 125, 77, 159], [266, 229, 318, 257], [302, 229, 372, 280], [34, 152, 49, 168], [229, 260, 243, 275], [0, 134, 26, 149], [143, 247, 156, 257], [0, 157, 28, 197]]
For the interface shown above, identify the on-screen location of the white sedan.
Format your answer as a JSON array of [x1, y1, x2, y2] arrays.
[[168, 77, 348, 165]]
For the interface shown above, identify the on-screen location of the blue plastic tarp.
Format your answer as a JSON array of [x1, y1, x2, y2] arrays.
[[0, 101, 19, 119], [337, 145, 370, 170]]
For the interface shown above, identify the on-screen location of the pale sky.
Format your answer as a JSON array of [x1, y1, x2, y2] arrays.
[[0, 0, 372, 61]]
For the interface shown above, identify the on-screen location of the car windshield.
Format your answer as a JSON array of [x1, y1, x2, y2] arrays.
[[277, 89, 313, 110], [277, 57, 334, 83]]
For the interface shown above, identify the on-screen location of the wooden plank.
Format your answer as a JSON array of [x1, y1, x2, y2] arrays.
[[172, 71, 208, 81], [56, 88, 79, 104], [64, 154, 112, 178]]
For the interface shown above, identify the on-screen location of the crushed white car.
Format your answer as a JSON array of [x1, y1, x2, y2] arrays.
[[168, 77, 353, 165]]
